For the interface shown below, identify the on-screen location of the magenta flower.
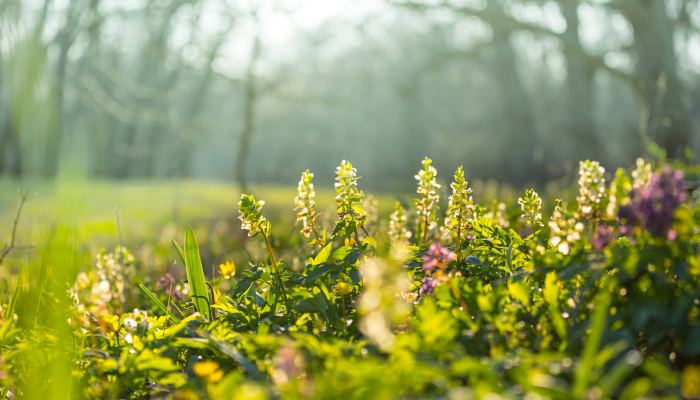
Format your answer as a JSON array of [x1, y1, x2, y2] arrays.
[[420, 278, 438, 296], [592, 224, 615, 251], [156, 272, 183, 299], [422, 243, 455, 274], [619, 166, 687, 238]]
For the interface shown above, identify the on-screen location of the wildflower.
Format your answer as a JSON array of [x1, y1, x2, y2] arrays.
[[294, 170, 319, 239], [415, 157, 441, 242], [631, 158, 653, 190], [592, 224, 615, 251], [335, 281, 352, 296], [271, 343, 306, 386], [518, 188, 543, 230], [388, 202, 411, 243], [420, 278, 438, 296], [334, 160, 366, 234], [548, 199, 583, 255], [218, 260, 236, 280], [363, 195, 379, 230], [619, 166, 687, 238], [444, 166, 475, 248], [422, 243, 455, 274], [156, 272, 182, 299], [577, 160, 606, 218], [123, 317, 138, 333], [193, 360, 224, 384], [238, 194, 270, 237]]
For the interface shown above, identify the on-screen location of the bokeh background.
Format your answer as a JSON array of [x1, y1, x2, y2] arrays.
[[1, 0, 699, 191]]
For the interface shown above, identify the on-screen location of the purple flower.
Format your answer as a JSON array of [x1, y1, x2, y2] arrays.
[[592, 224, 615, 251], [619, 166, 687, 238], [420, 278, 438, 296], [422, 243, 455, 274], [156, 272, 182, 299]]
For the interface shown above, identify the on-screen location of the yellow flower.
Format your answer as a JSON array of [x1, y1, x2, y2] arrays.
[[682, 365, 700, 399], [335, 282, 352, 296], [193, 360, 224, 383], [218, 261, 236, 280]]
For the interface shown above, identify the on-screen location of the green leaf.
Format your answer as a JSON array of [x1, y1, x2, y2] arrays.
[[138, 283, 180, 324], [573, 282, 612, 398], [180, 227, 212, 321], [508, 281, 530, 308], [311, 242, 333, 266], [172, 239, 186, 264]]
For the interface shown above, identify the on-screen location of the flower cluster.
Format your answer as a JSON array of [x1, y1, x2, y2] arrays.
[[415, 157, 441, 241], [122, 308, 149, 336], [238, 194, 270, 237], [387, 202, 411, 243], [363, 195, 379, 230], [619, 166, 687, 238], [444, 166, 475, 245], [577, 160, 606, 218], [334, 160, 366, 233], [218, 260, 236, 280], [70, 247, 136, 335], [156, 272, 184, 299], [518, 188, 543, 230], [632, 158, 653, 190], [422, 242, 455, 274], [548, 200, 583, 255], [419, 243, 455, 296], [294, 170, 319, 239], [592, 223, 615, 251]]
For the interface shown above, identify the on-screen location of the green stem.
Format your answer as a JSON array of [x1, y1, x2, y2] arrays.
[[421, 214, 428, 245], [456, 225, 462, 263], [260, 225, 290, 313]]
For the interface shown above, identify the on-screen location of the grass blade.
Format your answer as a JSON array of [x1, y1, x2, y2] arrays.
[[138, 283, 180, 324], [182, 227, 212, 321]]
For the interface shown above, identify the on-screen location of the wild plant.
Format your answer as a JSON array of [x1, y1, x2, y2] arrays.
[[414, 157, 441, 244], [444, 166, 475, 258]]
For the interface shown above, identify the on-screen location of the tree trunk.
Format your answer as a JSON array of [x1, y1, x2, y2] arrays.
[[617, 0, 690, 157], [487, 3, 540, 182], [235, 30, 261, 193], [560, 1, 600, 161]]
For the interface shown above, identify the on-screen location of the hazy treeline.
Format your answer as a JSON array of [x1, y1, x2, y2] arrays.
[[0, 0, 698, 189]]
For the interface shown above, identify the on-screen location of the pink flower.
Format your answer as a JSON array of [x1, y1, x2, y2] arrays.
[[422, 243, 455, 274]]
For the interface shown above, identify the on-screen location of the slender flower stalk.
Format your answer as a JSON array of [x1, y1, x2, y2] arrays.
[[238, 194, 289, 310], [631, 158, 653, 190], [548, 199, 584, 255], [334, 160, 366, 258], [518, 188, 543, 233], [294, 170, 321, 244], [444, 166, 475, 259], [388, 202, 411, 244], [577, 160, 606, 219], [415, 157, 441, 244]]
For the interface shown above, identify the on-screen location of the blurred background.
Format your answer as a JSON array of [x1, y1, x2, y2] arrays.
[[0, 0, 698, 191]]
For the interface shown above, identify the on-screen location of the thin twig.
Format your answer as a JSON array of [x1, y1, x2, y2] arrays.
[[0, 189, 31, 266]]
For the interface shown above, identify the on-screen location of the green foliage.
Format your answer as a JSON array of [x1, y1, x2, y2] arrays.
[[1, 157, 699, 399]]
